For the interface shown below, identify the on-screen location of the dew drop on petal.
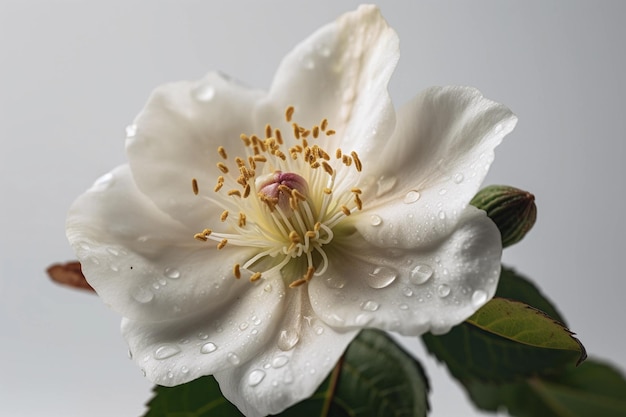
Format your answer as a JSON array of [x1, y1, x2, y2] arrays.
[[324, 276, 346, 289], [227, 352, 241, 365], [194, 84, 216, 101], [366, 266, 397, 289], [402, 287, 414, 297], [376, 176, 397, 197], [439, 188, 448, 195], [125, 124, 137, 138], [369, 214, 382, 226], [399, 303, 409, 310], [453, 173, 465, 184], [271, 355, 289, 369], [200, 342, 217, 354], [197, 332, 209, 340], [248, 369, 266, 387], [314, 326, 324, 335], [181, 366, 189, 374], [239, 322, 249, 331], [164, 267, 181, 279], [278, 329, 300, 351], [471, 290, 488, 307], [403, 190, 420, 204], [438, 210, 446, 220], [409, 264, 433, 285], [131, 287, 154, 304], [154, 345, 181, 360], [437, 284, 451, 298], [355, 313, 374, 326], [263, 283, 273, 293], [90, 172, 114, 192], [361, 300, 380, 312]]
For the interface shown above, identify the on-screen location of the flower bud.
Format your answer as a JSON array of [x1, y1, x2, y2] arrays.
[[470, 185, 537, 248]]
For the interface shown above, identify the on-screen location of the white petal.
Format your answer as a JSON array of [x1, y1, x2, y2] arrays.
[[356, 86, 517, 248], [127, 72, 265, 230], [256, 5, 398, 162], [310, 206, 501, 335], [214, 288, 357, 417], [122, 275, 285, 386], [67, 165, 258, 322]]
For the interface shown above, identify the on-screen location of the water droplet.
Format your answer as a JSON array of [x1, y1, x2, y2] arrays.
[[200, 342, 217, 354], [195, 84, 215, 101], [239, 322, 249, 331], [127, 348, 133, 359], [361, 300, 380, 312], [369, 214, 382, 226], [198, 332, 209, 340], [399, 303, 409, 310], [438, 210, 446, 220], [355, 313, 374, 325], [227, 352, 241, 365], [318, 44, 331, 57], [264, 283, 273, 293], [403, 190, 420, 204], [324, 276, 346, 289], [78, 241, 90, 250], [157, 277, 167, 286], [164, 267, 180, 279], [110, 265, 119, 272], [278, 329, 300, 351], [248, 369, 266, 387], [366, 266, 397, 289], [90, 172, 114, 192], [471, 290, 488, 306], [402, 287, 414, 297], [131, 287, 154, 303], [154, 345, 181, 360], [314, 326, 324, 335], [125, 124, 137, 138], [141, 368, 146, 377], [251, 329, 258, 335], [409, 264, 433, 285], [437, 284, 451, 298], [271, 355, 289, 368], [439, 188, 448, 195], [181, 366, 189, 374], [376, 176, 397, 197], [453, 173, 464, 184]]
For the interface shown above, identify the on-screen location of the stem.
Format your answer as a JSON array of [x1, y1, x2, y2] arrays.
[[320, 353, 345, 417]]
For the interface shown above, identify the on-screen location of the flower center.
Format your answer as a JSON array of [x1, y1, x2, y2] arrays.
[[192, 107, 364, 288]]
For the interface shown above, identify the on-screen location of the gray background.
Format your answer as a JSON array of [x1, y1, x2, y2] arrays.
[[1, 1, 624, 416]]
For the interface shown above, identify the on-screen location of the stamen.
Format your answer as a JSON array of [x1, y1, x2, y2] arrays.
[[335, 148, 342, 159], [320, 118, 328, 131], [354, 193, 363, 210], [217, 162, 229, 174], [217, 146, 228, 159], [238, 212, 247, 227], [285, 106, 295, 122], [228, 189, 242, 197], [217, 239, 228, 250], [351, 187, 362, 194], [326, 129, 336, 136], [304, 266, 315, 281], [322, 161, 334, 175], [192, 178, 199, 195], [289, 278, 307, 288], [220, 210, 229, 221], [265, 124, 272, 139], [233, 264, 241, 279], [292, 123, 300, 139], [341, 205, 351, 216], [351, 151, 362, 172], [240, 134, 251, 146], [243, 184, 251, 198], [250, 272, 262, 282]]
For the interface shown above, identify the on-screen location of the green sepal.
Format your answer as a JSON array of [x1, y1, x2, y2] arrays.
[[471, 185, 537, 247]]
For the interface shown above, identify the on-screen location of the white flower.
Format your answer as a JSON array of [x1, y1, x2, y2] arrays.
[[66, 5, 516, 416]]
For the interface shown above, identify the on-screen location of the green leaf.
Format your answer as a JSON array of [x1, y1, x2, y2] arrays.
[[496, 267, 566, 324], [467, 359, 626, 417], [145, 330, 429, 417], [423, 298, 585, 382]]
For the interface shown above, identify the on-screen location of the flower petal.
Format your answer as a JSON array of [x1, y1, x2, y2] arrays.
[[214, 288, 357, 417], [310, 206, 501, 335], [256, 4, 398, 162], [67, 165, 257, 322], [355, 86, 517, 248], [122, 275, 285, 386], [127, 72, 265, 230]]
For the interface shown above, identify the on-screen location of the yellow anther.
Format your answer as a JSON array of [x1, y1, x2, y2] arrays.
[[310, 161, 321, 169], [192, 178, 199, 195], [292, 189, 306, 201], [305, 230, 316, 238], [322, 161, 334, 175], [238, 212, 247, 227], [265, 124, 272, 139], [233, 264, 241, 279], [248, 156, 256, 170], [227, 189, 242, 197], [323, 187, 332, 194], [250, 272, 262, 282], [351, 151, 362, 172], [217, 146, 228, 159], [319, 148, 330, 160], [194, 233, 208, 241], [321, 118, 328, 131], [292, 123, 300, 139], [314, 222, 321, 231], [312, 125, 319, 138], [285, 106, 295, 122], [289, 231, 300, 243], [240, 133, 251, 146], [214, 182, 224, 192], [217, 239, 228, 250], [275, 128, 283, 144], [304, 266, 315, 281], [289, 278, 307, 288], [326, 129, 336, 136], [220, 210, 229, 221], [302, 138, 309, 148], [253, 155, 267, 162], [301, 129, 310, 138], [243, 183, 251, 198], [341, 205, 351, 216], [335, 148, 342, 159], [351, 187, 362, 194], [274, 150, 286, 160], [354, 193, 363, 210], [289, 196, 298, 210], [342, 154, 352, 166], [217, 162, 229, 174]]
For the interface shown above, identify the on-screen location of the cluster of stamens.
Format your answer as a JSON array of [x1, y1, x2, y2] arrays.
[[192, 106, 364, 288]]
